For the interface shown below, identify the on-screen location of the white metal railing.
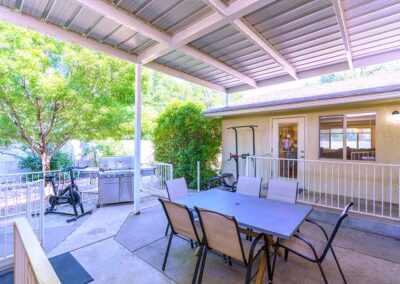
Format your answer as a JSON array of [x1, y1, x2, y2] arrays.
[[1, 218, 60, 283], [246, 156, 400, 221], [0, 177, 45, 268], [351, 151, 376, 161], [141, 162, 173, 198]]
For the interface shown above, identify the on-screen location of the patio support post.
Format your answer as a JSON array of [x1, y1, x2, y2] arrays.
[[133, 63, 142, 214], [225, 93, 229, 107]]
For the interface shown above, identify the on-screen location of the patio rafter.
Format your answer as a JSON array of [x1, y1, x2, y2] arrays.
[[0, 5, 226, 93], [75, 0, 259, 88], [332, 0, 353, 70], [206, 0, 298, 80]]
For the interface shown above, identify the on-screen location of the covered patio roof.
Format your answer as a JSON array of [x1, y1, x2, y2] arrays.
[[1, 0, 400, 94]]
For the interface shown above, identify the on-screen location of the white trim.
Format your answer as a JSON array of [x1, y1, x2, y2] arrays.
[[75, 0, 170, 44], [146, 62, 226, 93], [204, 91, 400, 117], [332, 0, 353, 69]]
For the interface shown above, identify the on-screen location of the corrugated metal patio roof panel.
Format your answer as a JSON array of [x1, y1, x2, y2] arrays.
[[344, 0, 400, 59], [114, 0, 212, 34], [155, 50, 241, 88], [244, 0, 347, 72], [1, 0, 400, 93]]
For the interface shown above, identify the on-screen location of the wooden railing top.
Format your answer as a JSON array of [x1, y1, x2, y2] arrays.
[[13, 218, 60, 284]]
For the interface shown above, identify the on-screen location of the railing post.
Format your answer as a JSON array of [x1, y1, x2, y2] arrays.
[[39, 180, 45, 246], [197, 161, 200, 192]]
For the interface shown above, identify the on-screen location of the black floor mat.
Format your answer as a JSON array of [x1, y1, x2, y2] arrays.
[[0, 252, 93, 284]]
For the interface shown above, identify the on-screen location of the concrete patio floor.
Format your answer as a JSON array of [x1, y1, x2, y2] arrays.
[[45, 195, 400, 284]]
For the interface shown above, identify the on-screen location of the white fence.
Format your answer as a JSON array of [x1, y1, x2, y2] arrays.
[[141, 162, 173, 198], [1, 218, 60, 283], [0, 176, 45, 268], [246, 156, 400, 221]]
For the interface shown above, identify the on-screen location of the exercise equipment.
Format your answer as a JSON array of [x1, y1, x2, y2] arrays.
[[45, 166, 92, 222], [228, 125, 258, 185]]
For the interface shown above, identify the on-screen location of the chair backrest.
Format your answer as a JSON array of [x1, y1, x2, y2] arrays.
[[235, 176, 262, 197], [165, 177, 189, 201], [267, 179, 298, 203], [320, 202, 353, 261], [159, 199, 201, 242], [195, 207, 247, 264]]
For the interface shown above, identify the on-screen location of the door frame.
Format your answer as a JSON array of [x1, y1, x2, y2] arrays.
[[270, 115, 307, 184], [270, 115, 307, 157]]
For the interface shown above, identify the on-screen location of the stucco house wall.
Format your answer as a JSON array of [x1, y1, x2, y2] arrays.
[[219, 99, 400, 205]]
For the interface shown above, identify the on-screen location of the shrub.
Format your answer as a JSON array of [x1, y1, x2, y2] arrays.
[[18, 150, 73, 172], [154, 101, 222, 188]]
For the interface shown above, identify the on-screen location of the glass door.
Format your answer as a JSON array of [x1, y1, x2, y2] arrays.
[[272, 117, 305, 182]]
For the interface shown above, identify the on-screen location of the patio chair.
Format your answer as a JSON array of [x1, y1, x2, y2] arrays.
[[272, 202, 354, 284], [235, 176, 262, 197], [165, 177, 190, 235], [158, 199, 203, 273], [194, 207, 267, 284], [267, 179, 298, 203]]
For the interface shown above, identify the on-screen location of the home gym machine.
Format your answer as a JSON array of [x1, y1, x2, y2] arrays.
[[45, 166, 93, 222], [207, 125, 258, 191], [228, 125, 258, 189]]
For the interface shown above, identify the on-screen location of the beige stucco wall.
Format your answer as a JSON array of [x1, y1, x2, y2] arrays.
[[221, 100, 400, 205]]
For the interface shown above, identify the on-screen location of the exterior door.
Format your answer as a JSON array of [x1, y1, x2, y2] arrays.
[[272, 117, 305, 185]]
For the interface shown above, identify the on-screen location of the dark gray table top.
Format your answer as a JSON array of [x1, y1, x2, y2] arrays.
[[176, 189, 312, 239]]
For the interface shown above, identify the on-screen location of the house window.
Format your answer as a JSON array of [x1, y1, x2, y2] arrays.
[[346, 113, 376, 161], [319, 116, 344, 159], [319, 113, 376, 161]]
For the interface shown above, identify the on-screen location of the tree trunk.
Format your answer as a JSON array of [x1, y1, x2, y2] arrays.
[[41, 153, 51, 173]]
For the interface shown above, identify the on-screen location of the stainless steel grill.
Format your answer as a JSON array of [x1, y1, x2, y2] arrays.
[[98, 156, 134, 206]]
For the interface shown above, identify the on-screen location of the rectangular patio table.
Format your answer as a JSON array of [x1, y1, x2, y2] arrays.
[[175, 189, 312, 283]]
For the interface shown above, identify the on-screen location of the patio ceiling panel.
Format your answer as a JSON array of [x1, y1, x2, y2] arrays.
[[113, 0, 212, 35], [244, 0, 347, 73], [155, 50, 242, 88], [344, 0, 400, 59], [1, 0, 400, 94]]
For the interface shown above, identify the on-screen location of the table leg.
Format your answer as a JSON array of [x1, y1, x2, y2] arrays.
[[256, 235, 273, 284], [255, 250, 266, 284]]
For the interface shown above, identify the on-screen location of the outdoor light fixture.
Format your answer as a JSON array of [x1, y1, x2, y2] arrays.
[[392, 110, 400, 122]]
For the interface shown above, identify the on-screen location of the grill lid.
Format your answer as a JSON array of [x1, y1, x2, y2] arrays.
[[99, 156, 134, 171]]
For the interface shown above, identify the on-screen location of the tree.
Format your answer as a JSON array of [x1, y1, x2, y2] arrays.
[[154, 101, 222, 188], [0, 21, 146, 171]]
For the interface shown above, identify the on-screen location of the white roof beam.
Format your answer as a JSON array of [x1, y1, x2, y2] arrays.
[[180, 46, 257, 88], [139, 0, 277, 64], [75, 0, 171, 44], [206, 0, 297, 80], [332, 0, 353, 70], [0, 5, 225, 93], [77, 0, 257, 87]]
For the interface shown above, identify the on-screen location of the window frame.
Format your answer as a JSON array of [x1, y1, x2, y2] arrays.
[[318, 112, 376, 162]]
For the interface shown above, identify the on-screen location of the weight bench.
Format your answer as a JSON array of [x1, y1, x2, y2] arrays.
[[207, 173, 235, 191]]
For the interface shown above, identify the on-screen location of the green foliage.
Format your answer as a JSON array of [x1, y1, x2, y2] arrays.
[[0, 21, 147, 170], [82, 140, 131, 166], [154, 101, 222, 188], [18, 150, 73, 172]]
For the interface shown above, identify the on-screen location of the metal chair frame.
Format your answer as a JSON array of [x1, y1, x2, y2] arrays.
[[194, 207, 268, 284], [272, 202, 353, 284], [159, 199, 202, 272]]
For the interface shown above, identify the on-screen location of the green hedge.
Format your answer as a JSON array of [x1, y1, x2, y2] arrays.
[[154, 101, 222, 189]]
